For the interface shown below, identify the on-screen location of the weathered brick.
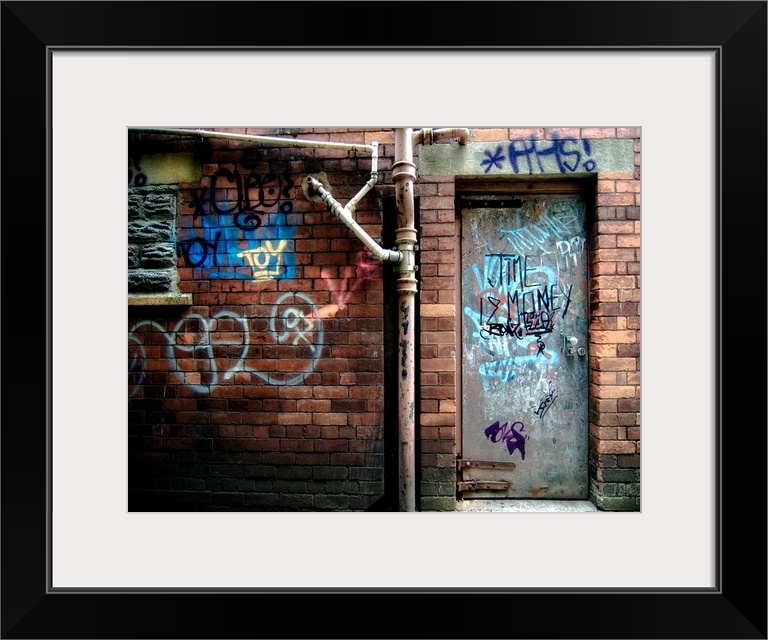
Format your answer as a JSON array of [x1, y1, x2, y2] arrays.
[[592, 357, 636, 371], [420, 413, 455, 427], [597, 440, 637, 455], [595, 496, 637, 512], [591, 385, 637, 399], [420, 358, 456, 372], [581, 127, 616, 138], [591, 331, 637, 345], [472, 128, 511, 141], [421, 496, 456, 511], [593, 275, 637, 290]]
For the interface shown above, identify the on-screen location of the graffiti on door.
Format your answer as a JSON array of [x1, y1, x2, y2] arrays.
[[484, 419, 530, 459], [461, 195, 589, 497]]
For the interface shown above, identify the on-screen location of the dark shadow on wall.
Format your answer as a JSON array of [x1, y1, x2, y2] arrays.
[[371, 195, 401, 512], [371, 195, 422, 512]]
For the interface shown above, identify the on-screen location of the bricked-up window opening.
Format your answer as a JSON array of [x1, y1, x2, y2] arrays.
[[128, 186, 184, 299]]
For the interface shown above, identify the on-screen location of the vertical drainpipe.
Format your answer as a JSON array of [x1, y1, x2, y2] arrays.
[[393, 127, 470, 512], [393, 128, 419, 512]]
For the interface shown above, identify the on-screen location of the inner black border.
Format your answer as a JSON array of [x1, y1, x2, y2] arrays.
[[2, 2, 766, 638]]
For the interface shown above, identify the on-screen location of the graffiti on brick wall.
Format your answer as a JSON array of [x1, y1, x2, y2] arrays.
[[129, 250, 382, 395], [129, 147, 384, 395], [270, 292, 323, 351], [237, 239, 291, 281], [189, 166, 295, 223], [480, 135, 597, 175], [177, 160, 297, 281], [128, 296, 324, 396], [317, 250, 379, 319]]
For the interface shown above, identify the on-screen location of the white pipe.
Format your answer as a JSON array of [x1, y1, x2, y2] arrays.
[[346, 177, 376, 214], [128, 127, 376, 154], [305, 176, 402, 264], [369, 140, 379, 177], [346, 144, 379, 214], [131, 126, 381, 217], [131, 127, 388, 255]]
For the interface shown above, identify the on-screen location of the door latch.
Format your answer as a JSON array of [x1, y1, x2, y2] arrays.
[[560, 333, 586, 357], [561, 332, 578, 357]]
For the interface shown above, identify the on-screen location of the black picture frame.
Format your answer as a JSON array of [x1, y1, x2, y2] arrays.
[[2, 2, 765, 638]]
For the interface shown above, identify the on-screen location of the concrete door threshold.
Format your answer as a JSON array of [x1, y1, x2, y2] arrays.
[[455, 499, 598, 512]]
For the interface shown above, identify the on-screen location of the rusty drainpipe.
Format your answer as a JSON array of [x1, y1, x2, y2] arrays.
[[393, 127, 470, 512]]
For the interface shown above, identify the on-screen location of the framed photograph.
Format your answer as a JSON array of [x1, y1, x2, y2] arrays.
[[2, 2, 765, 638]]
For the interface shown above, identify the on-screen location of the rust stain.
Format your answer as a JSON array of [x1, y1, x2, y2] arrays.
[[524, 198, 548, 222]]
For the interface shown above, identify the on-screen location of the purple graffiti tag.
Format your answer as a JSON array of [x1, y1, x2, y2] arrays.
[[485, 420, 527, 460]]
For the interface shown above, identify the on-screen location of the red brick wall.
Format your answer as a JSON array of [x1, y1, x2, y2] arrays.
[[129, 128, 394, 511], [588, 130, 641, 510]]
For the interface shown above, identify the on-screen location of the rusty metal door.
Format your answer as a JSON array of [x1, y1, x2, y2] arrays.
[[459, 193, 589, 499]]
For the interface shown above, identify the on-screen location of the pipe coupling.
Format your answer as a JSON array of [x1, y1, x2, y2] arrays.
[[391, 160, 417, 182], [395, 226, 418, 246], [394, 226, 419, 294], [396, 274, 418, 295]]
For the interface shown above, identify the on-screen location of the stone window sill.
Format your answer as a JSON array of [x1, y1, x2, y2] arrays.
[[128, 294, 193, 306]]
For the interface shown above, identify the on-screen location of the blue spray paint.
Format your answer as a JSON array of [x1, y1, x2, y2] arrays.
[[478, 135, 597, 175]]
